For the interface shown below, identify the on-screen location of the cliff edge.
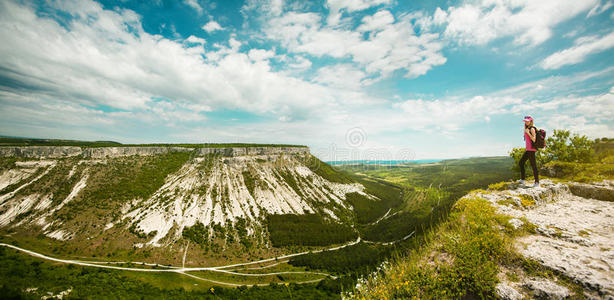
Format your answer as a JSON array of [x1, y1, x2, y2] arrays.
[[347, 179, 614, 299], [473, 180, 614, 299], [0, 145, 310, 158]]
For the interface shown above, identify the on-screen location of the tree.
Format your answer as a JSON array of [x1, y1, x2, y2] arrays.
[[543, 129, 595, 163], [509, 129, 596, 172]]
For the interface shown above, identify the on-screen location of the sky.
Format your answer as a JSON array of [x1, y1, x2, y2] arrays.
[[0, 0, 613, 160]]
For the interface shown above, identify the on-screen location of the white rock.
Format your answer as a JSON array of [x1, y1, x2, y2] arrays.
[[508, 218, 524, 230], [495, 282, 524, 300], [523, 277, 570, 300]]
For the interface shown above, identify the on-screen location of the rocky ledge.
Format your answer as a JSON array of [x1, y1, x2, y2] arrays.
[[468, 180, 614, 299], [0, 146, 309, 158]]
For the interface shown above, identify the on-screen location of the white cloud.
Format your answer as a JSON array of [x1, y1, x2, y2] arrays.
[[248, 48, 276, 61], [2, 0, 612, 159], [183, 0, 203, 14], [202, 20, 223, 32], [313, 64, 367, 90], [357, 10, 394, 32], [545, 115, 614, 139], [0, 0, 357, 123], [285, 55, 312, 71], [265, 10, 446, 80], [326, 0, 391, 25], [587, 1, 613, 18], [393, 96, 522, 132], [185, 35, 206, 45], [242, 0, 285, 19], [540, 31, 614, 69], [491, 66, 614, 100], [425, 0, 598, 46]]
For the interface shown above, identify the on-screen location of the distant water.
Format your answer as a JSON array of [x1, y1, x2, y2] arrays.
[[325, 159, 443, 165]]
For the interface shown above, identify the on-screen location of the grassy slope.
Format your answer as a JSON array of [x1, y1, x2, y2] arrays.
[[349, 148, 614, 299], [0, 246, 340, 299], [0, 153, 524, 297], [284, 156, 517, 294], [338, 156, 515, 242], [347, 193, 586, 299]]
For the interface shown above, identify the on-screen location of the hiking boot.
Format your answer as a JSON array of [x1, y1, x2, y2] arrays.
[[532, 182, 540, 188], [517, 179, 525, 185]]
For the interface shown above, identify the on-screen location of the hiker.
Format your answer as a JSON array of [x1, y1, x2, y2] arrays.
[[519, 116, 539, 187]]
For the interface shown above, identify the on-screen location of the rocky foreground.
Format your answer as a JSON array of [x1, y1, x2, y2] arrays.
[[470, 180, 614, 299]]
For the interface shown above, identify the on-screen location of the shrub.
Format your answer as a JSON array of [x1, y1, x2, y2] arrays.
[[544, 129, 595, 163]]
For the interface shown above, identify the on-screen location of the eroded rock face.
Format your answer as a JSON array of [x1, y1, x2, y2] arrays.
[[567, 181, 614, 202], [469, 180, 614, 298], [81, 147, 193, 158], [0, 148, 367, 249], [523, 277, 570, 300], [0, 146, 310, 158], [0, 146, 82, 158]]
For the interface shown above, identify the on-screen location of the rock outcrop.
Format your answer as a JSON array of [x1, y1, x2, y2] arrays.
[[0, 146, 82, 158], [0, 146, 310, 158], [0, 146, 367, 251], [469, 180, 614, 299]]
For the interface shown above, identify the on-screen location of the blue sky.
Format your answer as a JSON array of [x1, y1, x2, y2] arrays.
[[1, 0, 613, 160]]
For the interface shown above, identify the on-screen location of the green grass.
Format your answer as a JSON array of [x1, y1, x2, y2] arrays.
[[305, 155, 353, 184], [345, 176, 404, 224], [360, 187, 448, 242], [67, 151, 191, 210], [542, 160, 614, 182], [0, 246, 341, 299], [185, 270, 328, 286], [348, 196, 518, 299], [0, 163, 46, 194]]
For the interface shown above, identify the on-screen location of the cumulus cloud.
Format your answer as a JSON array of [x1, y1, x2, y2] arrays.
[[423, 0, 598, 46], [540, 31, 614, 69], [202, 20, 223, 32], [313, 64, 367, 90], [265, 10, 446, 80], [2, 0, 612, 159], [326, 0, 391, 25], [247, 48, 276, 61], [185, 35, 206, 45], [0, 0, 353, 123], [357, 10, 394, 32]]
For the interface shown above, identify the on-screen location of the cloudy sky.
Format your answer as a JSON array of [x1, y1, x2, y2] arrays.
[[1, 0, 613, 160]]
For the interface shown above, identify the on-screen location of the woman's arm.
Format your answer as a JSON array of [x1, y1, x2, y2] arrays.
[[528, 127, 536, 142]]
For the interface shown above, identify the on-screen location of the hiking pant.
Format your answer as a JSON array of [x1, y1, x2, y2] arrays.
[[519, 150, 539, 182]]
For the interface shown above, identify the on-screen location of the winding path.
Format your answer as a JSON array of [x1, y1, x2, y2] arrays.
[[0, 180, 416, 287], [0, 237, 361, 287]]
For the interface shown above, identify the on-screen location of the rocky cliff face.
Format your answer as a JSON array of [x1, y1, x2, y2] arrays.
[[468, 180, 614, 299], [0, 146, 374, 264], [0, 146, 310, 158]]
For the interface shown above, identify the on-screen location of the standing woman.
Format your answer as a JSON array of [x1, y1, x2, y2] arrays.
[[519, 116, 539, 187]]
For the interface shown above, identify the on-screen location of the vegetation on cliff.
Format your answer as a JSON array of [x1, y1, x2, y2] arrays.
[[351, 132, 613, 299]]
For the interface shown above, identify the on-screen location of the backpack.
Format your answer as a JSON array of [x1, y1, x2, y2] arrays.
[[531, 126, 546, 149]]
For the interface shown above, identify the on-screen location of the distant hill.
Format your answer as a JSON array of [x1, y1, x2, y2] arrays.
[[0, 136, 307, 148], [0, 144, 397, 268]]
